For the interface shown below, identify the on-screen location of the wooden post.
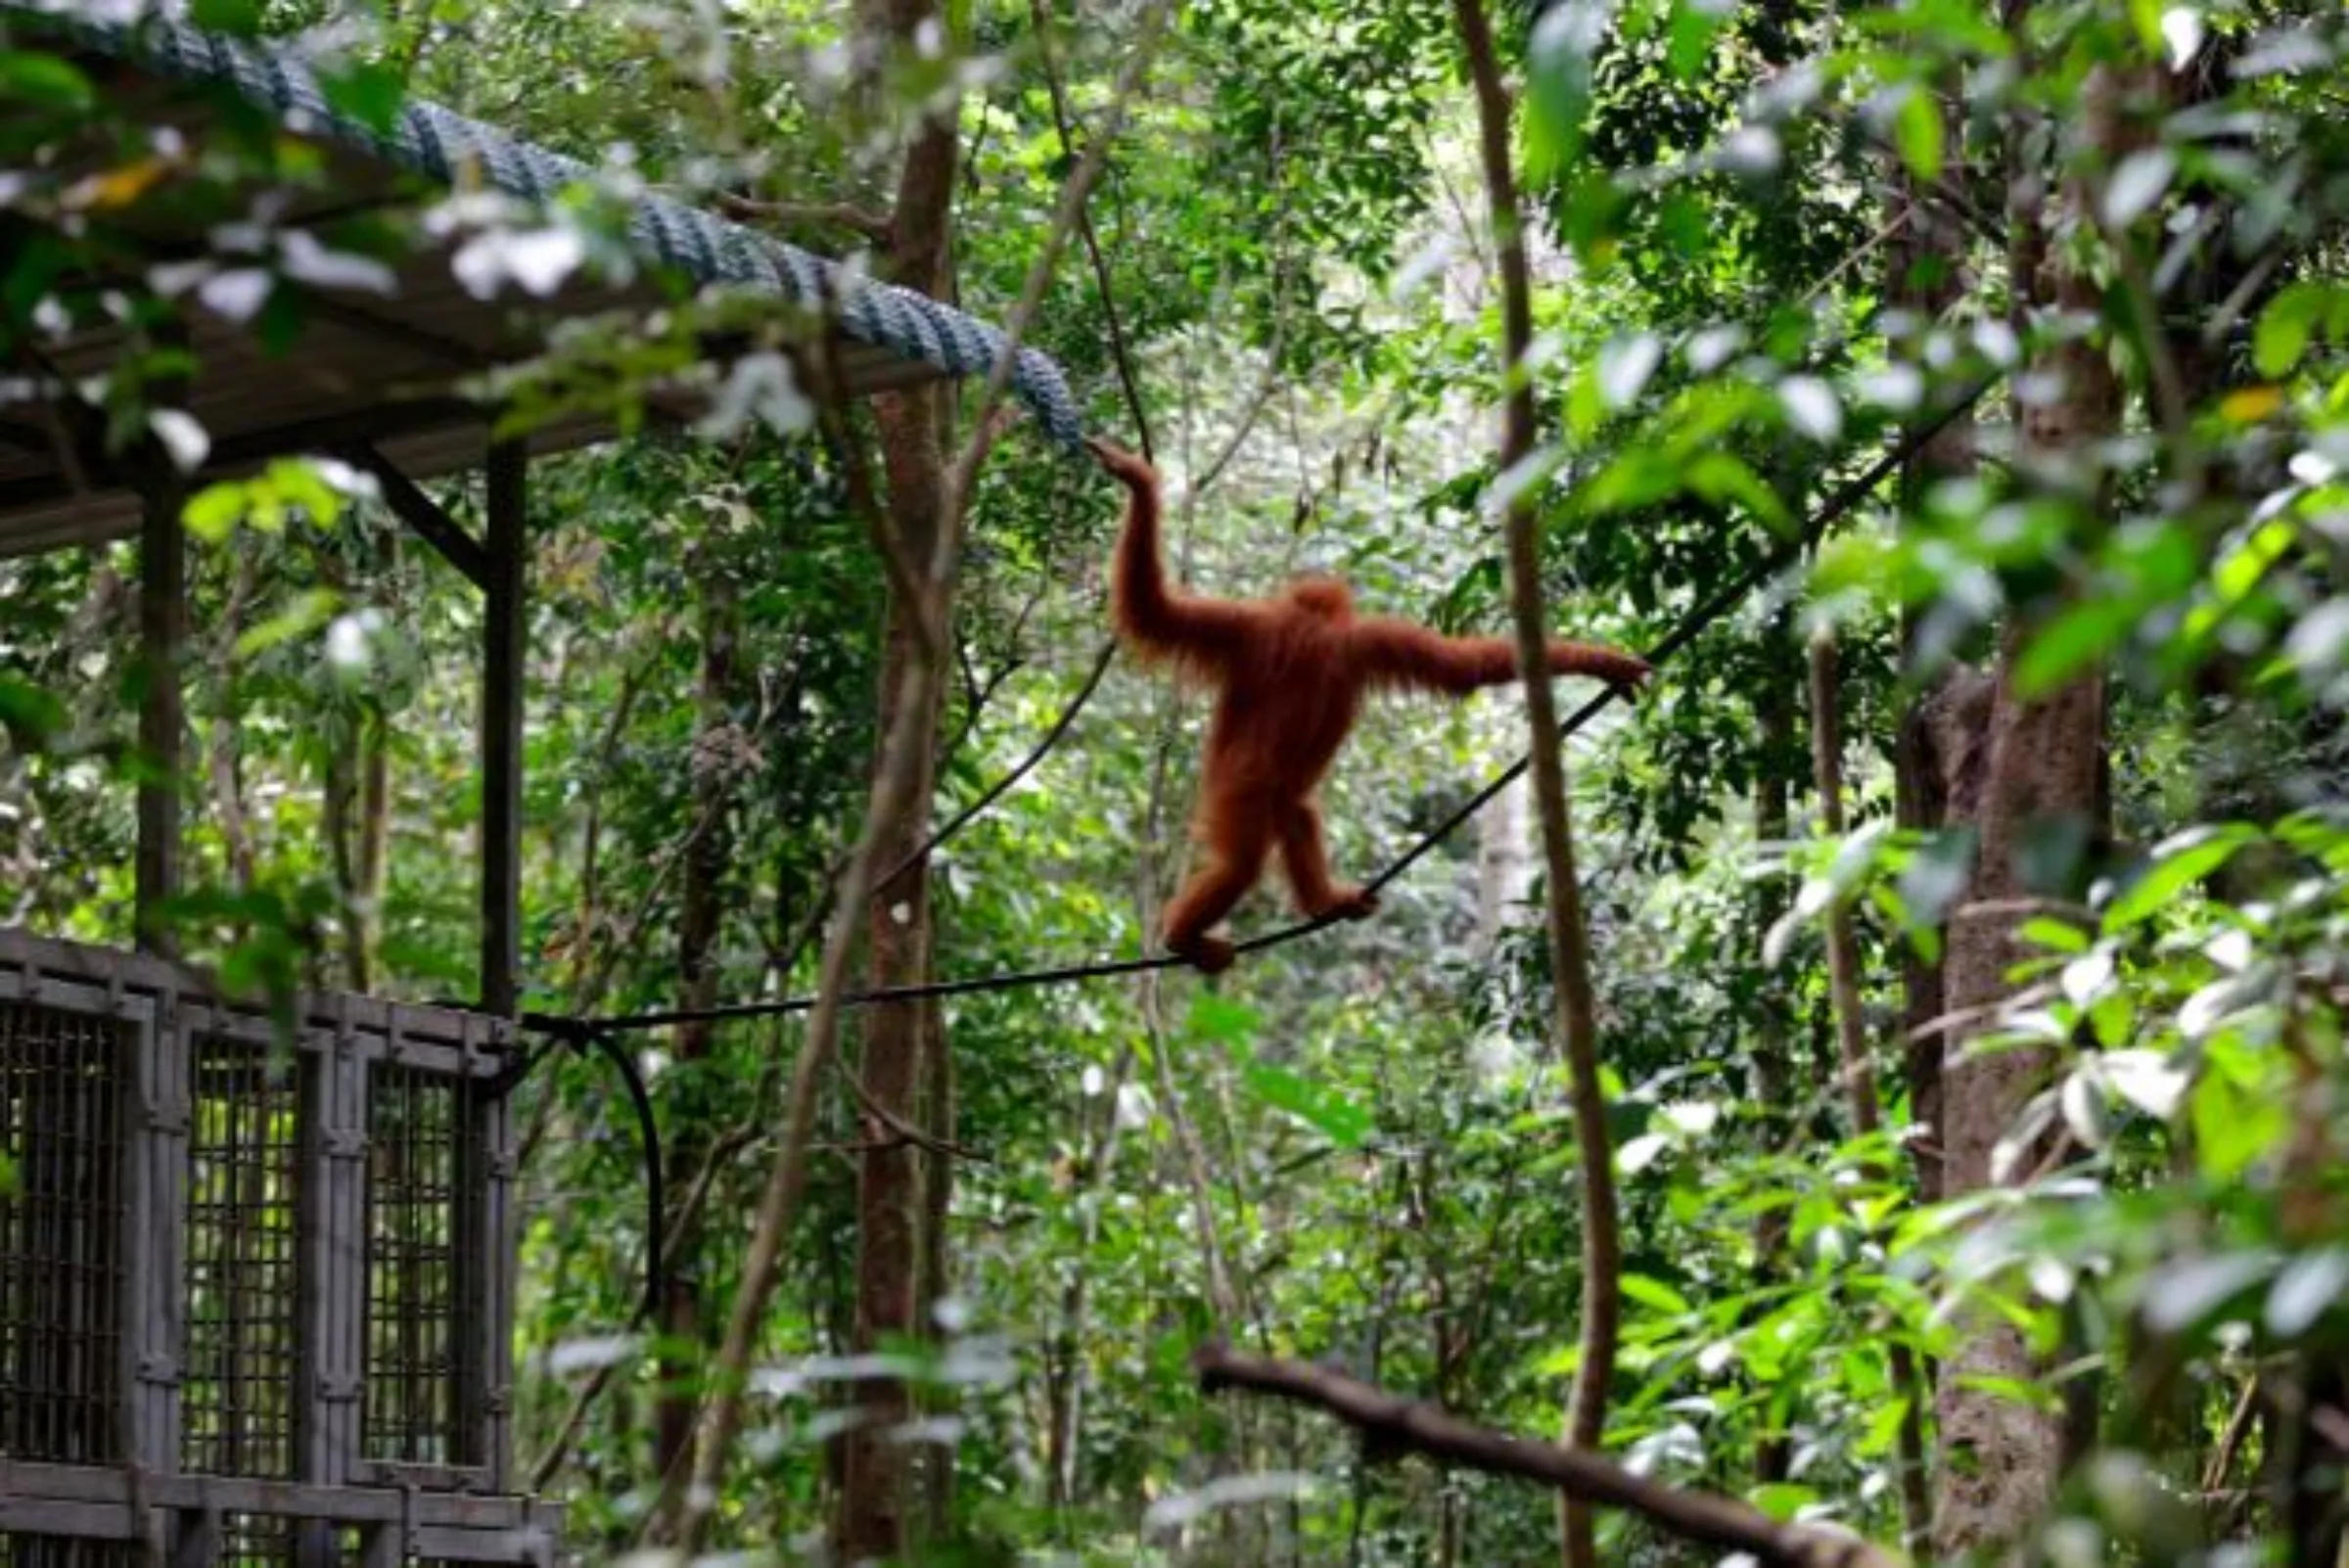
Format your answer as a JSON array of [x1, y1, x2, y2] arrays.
[[479, 440, 526, 1015], [133, 457, 186, 954], [475, 439, 527, 1489]]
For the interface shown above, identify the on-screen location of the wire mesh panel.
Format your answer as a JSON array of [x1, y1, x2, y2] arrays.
[[0, 1536, 146, 1568], [0, 999, 128, 1465], [182, 1034, 302, 1478], [363, 1063, 468, 1467], [218, 1513, 296, 1568], [0, 932, 553, 1560]]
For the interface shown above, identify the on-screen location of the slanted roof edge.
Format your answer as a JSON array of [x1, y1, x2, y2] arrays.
[[7, 2, 1085, 450]]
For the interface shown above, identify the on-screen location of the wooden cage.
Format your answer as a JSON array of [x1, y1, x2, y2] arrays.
[[0, 929, 558, 1565], [0, 10, 1083, 1562]]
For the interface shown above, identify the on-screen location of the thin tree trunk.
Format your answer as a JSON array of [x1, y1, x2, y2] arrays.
[[1885, 71, 1975, 1209], [1450, 6, 1621, 1565], [1809, 630, 1934, 1553], [916, 993, 955, 1539], [209, 552, 258, 898], [839, 0, 964, 1540], [1475, 771, 1532, 949], [653, 576, 739, 1486], [1931, 42, 2122, 1553], [351, 706, 390, 988], [1751, 609, 1797, 1487]]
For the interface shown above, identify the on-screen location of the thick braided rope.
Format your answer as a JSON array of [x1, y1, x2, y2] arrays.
[[11, 4, 1085, 448]]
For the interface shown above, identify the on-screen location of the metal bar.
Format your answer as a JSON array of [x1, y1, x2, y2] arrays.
[[338, 444, 488, 588], [480, 438, 525, 1017]]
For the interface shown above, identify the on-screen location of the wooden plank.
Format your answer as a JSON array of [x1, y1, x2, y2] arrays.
[[0, 1459, 548, 1523], [0, 396, 484, 525], [0, 927, 506, 1056], [126, 981, 185, 1480], [410, 1525, 560, 1564], [0, 1496, 137, 1537]]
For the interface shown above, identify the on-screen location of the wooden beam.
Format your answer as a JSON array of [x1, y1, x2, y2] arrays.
[[132, 361, 188, 956], [342, 442, 489, 588], [480, 438, 526, 1016], [475, 439, 528, 1494], [0, 395, 484, 520]]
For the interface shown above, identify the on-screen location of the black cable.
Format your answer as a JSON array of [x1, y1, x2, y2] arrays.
[[531, 375, 1996, 1036], [499, 1018, 666, 1331]]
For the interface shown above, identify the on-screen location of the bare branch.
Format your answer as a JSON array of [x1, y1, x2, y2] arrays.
[[715, 193, 893, 243], [1195, 1348, 1899, 1568]]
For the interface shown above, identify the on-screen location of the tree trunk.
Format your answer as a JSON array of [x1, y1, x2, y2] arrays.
[[653, 576, 740, 1486], [1474, 771, 1532, 950], [1750, 609, 1797, 1487], [1450, 6, 1621, 1564], [916, 994, 955, 1538], [1811, 631, 1935, 1553], [1931, 50, 2122, 1554], [1885, 74, 1976, 1209], [838, 0, 964, 1545]]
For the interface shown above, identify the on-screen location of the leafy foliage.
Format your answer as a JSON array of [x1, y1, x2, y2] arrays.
[[2, 0, 2346, 1561]]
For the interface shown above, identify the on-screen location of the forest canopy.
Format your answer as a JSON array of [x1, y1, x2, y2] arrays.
[[0, 0, 2346, 1563]]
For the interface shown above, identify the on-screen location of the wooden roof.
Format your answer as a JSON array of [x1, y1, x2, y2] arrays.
[[0, 7, 1083, 559]]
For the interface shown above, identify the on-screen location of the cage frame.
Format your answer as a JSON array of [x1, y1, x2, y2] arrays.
[[0, 929, 556, 1565]]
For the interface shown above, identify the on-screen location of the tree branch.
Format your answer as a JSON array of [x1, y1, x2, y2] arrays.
[[716, 192, 894, 243], [1194, 1348, 1898, 1568]]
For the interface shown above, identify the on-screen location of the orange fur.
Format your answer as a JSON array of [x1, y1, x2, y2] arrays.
[[1089, 437, 1652, 972]]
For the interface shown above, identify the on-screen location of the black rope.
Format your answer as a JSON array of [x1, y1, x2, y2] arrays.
[[529, 376, 1995, 1037], [495, 1017, 667, 1330]]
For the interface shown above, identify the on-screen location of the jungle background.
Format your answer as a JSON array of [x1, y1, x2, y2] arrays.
[[2, 0, 2347, 1562]]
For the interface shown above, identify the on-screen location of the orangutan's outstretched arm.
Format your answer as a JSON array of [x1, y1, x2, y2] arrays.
[[1353, 618, 1653, 697], [1090, 438, 1257, 670]]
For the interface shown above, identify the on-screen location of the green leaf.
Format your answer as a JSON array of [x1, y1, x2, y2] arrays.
[[1524, 7, 1601, 183], [0, 52, 95, 111], [2015, 596, 2138, 696], [183, 482, 250, 544], [2191, 1069, 2287, 1180], [262, 456, 346, 528], [189, 0, 264, 33], [1749, 1483, 1819, 1523], [235, 589, 340, 659], [2103, 826, 2254, 928], [1240, 1062, 1371, 1149], [1684, 451, 1790, 531], [0, 672, 66, 746], [1620, 1273, 1692, 1316], [1892, 88, 1943, 182], [2018, 915, 2090, 954], [2254, 282, 2331, 378], [1184, 993, 1259, 1046], [1860, 1394, 1911, 1458], [1666, 3, 1725, 80], [318, 62, 405, 136]]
